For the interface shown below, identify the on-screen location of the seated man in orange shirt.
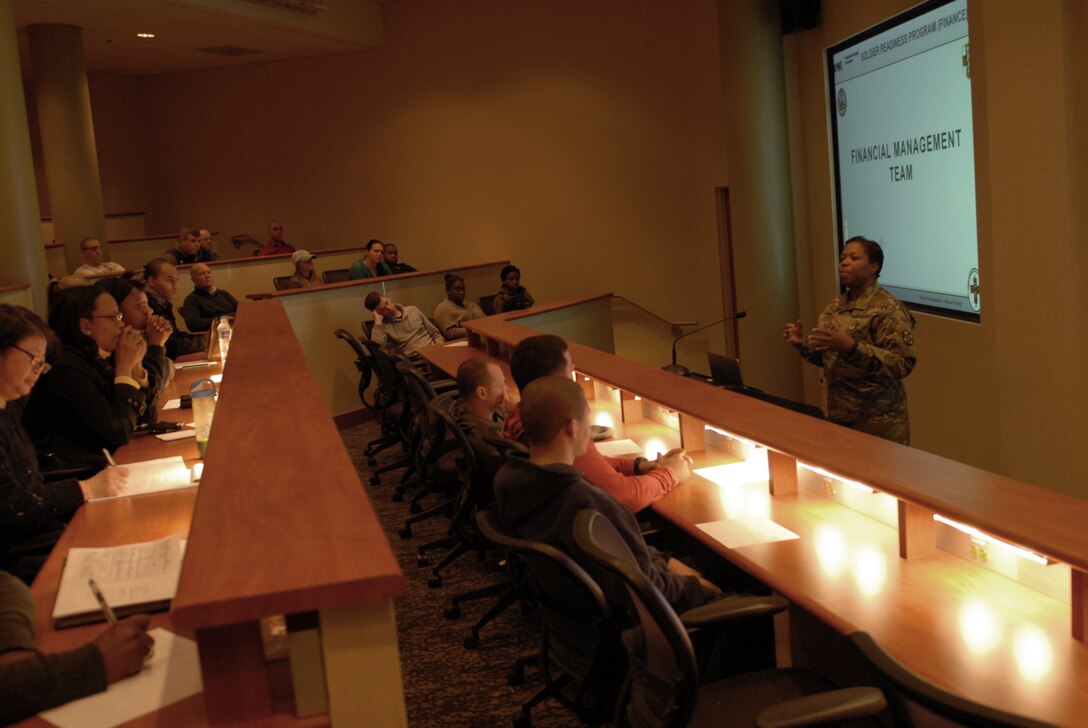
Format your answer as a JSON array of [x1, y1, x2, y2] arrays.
[[503, 334, 692, 513]]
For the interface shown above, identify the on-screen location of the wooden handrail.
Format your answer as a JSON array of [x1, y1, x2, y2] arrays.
[[171, 299, 405, 629], [246, 259, 512, 300]]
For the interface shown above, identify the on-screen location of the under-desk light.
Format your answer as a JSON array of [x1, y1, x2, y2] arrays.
[[933, 515, 1048, 565], [704, 424, 759, 450], [798, 461, 874, 494]]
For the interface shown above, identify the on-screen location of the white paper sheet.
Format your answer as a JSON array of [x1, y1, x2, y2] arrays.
[[39, 629, 203, 728], [155, 429, 196, 442], [174, 359, 213, 370], [95, 457, 193, 496], [594, 438, 643, 457], [52, 535, 183, 622], [696, 518, 799, 549], [162, 399, 181, 410], [444, 340, 470, 347]]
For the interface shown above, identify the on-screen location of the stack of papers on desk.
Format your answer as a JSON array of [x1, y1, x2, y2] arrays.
[[174, 359, 214, 370], [594, 439, 642, 457], [52, 534, 184, 628]]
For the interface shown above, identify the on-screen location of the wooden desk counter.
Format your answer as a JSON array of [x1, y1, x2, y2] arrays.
[[171, 300, 407, 726], [449, 298, 1088, 726]]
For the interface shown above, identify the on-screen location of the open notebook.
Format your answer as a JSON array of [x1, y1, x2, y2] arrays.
[[52, 534, 184, 628], [90, 456, 194, 500]]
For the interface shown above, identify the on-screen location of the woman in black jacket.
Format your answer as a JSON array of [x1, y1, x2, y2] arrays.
[[23, 284, 150, 470], [0, 304, 127, 583]]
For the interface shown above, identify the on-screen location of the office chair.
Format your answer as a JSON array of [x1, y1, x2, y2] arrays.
[[360, 340, 411, 481], [395, 363, 460, 535], [443, 432, 530, 647], [416, 404, 495, 587], [573, 509, 887, 728], [333, 328, 375, 410], [843, 632, 1056, 728], [476, 510, 624, 727], [478, 293, 498, 316], [272, 275, 293, 291], [322, 268, 350, 284]]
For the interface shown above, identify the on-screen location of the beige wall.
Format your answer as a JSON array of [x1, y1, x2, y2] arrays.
[[785, 0, 1088, 497], [98, 0, 730, 344], [22, 0, 1088, 497]]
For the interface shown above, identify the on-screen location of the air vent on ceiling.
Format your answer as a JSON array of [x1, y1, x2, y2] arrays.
[[197, 46, 264, 57]]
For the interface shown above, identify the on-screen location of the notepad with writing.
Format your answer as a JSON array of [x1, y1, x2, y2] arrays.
[[90, 456, 194, 500], [52, 534, 184, 628]]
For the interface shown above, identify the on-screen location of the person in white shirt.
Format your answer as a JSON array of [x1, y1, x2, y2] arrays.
[[72, 238, 126, 278]]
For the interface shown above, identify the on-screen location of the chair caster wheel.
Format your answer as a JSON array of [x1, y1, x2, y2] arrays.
[[427, 575, 442, 589], [409, 503, 423, 515], [443, 604, 461, 620], [370, 474, 380, 485], [416, 554, 429, 567], [399, 526, 412, 539], [507, 667, 525, 686], [463, 633, 480, 649], [391, 492, 403, 503], [367, 458, 377, 466]]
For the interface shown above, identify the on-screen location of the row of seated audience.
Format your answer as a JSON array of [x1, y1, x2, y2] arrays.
[[0, 302, 154, 723]]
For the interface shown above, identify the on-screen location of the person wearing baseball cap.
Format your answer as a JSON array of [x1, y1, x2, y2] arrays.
[[287, 250, 320, 289]]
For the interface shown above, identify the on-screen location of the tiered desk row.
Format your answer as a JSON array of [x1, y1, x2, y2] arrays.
[[22, 300, 407, 727], [416, 292, 1088, 728]]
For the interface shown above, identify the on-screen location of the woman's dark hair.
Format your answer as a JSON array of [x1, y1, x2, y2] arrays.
[[0, 304, 58, 357], [96, 276, 138, 307], [366, 239, 384, 253], [444, 273, 464, 291], [845, 236, 884, 277], [500, 265, 520, 281], [48, 286, 101, 357]]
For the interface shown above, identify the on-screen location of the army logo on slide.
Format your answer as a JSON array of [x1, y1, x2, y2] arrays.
[[967, 268, 981, 312], [837, 88, 847, 117]]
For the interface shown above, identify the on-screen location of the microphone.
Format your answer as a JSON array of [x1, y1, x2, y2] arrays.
[[662, 311, 747, 376]]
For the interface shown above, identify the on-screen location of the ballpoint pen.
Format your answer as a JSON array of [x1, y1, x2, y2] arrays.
[[102, 448, 117, 468], [87, 578, 118, 624]]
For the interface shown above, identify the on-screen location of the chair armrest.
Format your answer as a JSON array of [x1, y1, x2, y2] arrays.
[[755, 687, 887, 727], [679, 594, 788, 629]]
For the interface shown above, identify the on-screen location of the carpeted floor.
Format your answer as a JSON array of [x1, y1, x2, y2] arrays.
[[340, 420, 587, 728]]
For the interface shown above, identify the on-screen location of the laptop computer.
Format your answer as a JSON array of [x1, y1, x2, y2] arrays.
[[707, 352, 744, 388]]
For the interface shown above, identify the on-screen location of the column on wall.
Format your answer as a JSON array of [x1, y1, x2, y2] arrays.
[[716, 0, 804, 399], [28, 23, 107, 274], [0, 0, 48, 312]]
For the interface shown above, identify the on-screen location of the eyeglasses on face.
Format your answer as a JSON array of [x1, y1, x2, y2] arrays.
[[90, 311, 125, 323], [11, 344, 52, 374], [82, 245, 103, 252]]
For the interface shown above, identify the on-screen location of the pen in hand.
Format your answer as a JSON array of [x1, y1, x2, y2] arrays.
[[102, 448, 117, 468], [88, 578, 118, 624]]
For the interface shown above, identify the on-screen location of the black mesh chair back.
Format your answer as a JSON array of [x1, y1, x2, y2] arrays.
[[848, 632, 1056, 728], [334, 328, 374, 409], [322, 268, 350, 284], [476, 510, 623, 723], [272, 275, 293, 290], [397, 362, 449, 475], [477, 293, 498, 316], [574, 509, 698, 728]]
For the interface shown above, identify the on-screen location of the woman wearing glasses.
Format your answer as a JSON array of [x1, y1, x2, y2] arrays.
[[22, 283, 150, 471], [0, 304, 128, 583]]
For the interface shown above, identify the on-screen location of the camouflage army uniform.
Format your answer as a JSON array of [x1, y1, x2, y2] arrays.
[[798, 282, 916, 445]]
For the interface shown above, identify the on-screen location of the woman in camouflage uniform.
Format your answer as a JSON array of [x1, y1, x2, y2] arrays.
[[784, 237, 916, 445]]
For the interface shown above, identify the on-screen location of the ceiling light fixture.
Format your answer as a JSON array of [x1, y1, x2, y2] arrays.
[[136, 32, 155, 39]]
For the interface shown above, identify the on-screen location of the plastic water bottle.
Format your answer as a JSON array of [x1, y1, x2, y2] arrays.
[[191, 378, 217, 458], [216, 316, 232, 362]]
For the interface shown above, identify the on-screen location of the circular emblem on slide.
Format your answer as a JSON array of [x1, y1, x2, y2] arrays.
[[837, 88, 847, 117], [967, 268, 981, 312]]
